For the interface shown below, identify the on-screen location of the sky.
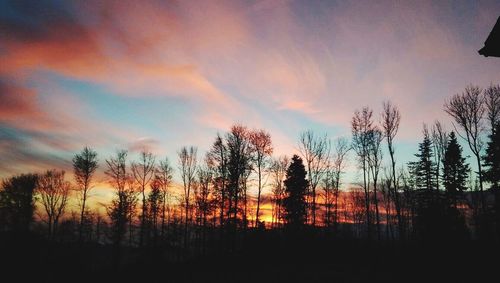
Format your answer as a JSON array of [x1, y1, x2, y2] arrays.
[[1, 0, 500, 210]]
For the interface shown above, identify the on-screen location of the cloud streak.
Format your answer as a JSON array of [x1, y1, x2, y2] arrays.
[[0, 0, 499, 179]]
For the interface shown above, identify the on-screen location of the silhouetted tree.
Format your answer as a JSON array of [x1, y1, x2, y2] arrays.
[[484, 124, 500, 190], [178, 146, 197, 248], [298, 130, 329, 226], [0, 173, 37, 233], [156, 157, 173, 237], [442, 132, 470, 204], [329, 138, 350, 233], [432, 121, 448, 190], [352, 107, 374, 237], [147, 177, 163, 245], [322, 171, 336, 229], [381, 101, 404, 239], [194, 157, 213, 253], [414, 126, 437, 190], [72, 146, 98, 242], [283, 155, 308, 230], [131, 149, 156, 246], [367, 127, 383, 239], [107, 186, 136, 249], [37, 170, 71, 240], [207, 134, 228, 227], [249, 129, 273, 227], [270, 155, 289, 228], [444, 85, 485, 206], [484, 123, 500, 240], [105, 150, 130, 247], [226, 125, 251, 228], [484, 84, 500, 135]]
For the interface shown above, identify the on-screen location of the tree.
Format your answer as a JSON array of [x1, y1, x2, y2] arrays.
[[72, 146, 98, 242], [0, 174, 38, 233], [178, 145, 197, 247], [226, 125, 252, 227], [367, 127, 383, 239], [283, 155, 309, 230], [207, 134, 228, 227], [106, 150, 128, 194], [484, 123, 500, 189], [444, 85, 485, 204], [442, 132, 469, 203], [156, 157, 173, 237], [37, 170, 71, 239], [414, 126, 437, 190], [194, 157, 213, 252], [147, 178, 163, 245], [249, 129, 273, 226], [298, 130, 329, 226], [431, 121, 448, 190], [322, 171, 335, 229], [329, 138, 350, 233], [381, 100, 404, 239], [270, 155, 289, 228], [131, 149, 156, 246], [484, 84, 500, 135], [107, 185, 136, 249], [105, 150, 132, 247], [352, 107, 374, 237]]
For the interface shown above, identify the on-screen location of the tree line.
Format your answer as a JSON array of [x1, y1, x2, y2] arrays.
[[1, 84, 499, 260]]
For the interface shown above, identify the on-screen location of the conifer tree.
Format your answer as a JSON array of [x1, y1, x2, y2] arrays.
[[414, 127, 437, 190], [442, 132, 469, 195], [283, 155, 309, 229], [484, 124, 500, 190]]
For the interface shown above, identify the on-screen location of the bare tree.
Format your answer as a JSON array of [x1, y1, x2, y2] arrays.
[[431, 121, 448, 190], [270, 155, 289, 228], [352, 107, 374, 238], [298, 130, 330, 226], [37, 170, 71, 240], [178, 146, 198, 247], [367, 128, 383, 240], [322, 171, 336, 229], [381, 101, 403, 239], [195, 156, 213, 253], [72, 146, 98, 242], [156, 157, 173, 237], [249, 129, 273, 226], [131, 149, 156, 246], [330, 137, 350, 232], [147, 177, 163, 245], [226, 125, 252, 229], [444, 85, 485, 202], [207, 134, 228, 227], [484, 84, 500, 135]]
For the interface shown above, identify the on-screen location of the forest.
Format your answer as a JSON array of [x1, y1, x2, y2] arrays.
[[1, 84, 500, 282]]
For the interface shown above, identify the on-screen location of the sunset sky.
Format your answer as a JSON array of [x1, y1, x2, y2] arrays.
[[1, 0, 500, 209]]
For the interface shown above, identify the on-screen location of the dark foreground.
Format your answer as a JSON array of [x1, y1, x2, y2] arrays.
[[1, 231, 498, 283]]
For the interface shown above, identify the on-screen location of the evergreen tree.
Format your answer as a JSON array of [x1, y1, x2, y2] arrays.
[[414, 128, 437, 190], [283, 155, 309, 229], [442, 132, 470, 195], [484, 123, 500, 190]]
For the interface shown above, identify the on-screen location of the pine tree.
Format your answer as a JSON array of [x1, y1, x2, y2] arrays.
[[414, 128, 437, 190], [283, 155, 309, 229], [442, 132, 469, 195], [484, 124, 500, 190]]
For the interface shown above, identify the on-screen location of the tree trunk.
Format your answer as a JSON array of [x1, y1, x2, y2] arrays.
[[255, 165, 262, 227]]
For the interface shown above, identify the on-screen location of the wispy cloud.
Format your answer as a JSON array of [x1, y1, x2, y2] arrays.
[[0, 0, 499, 178]]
